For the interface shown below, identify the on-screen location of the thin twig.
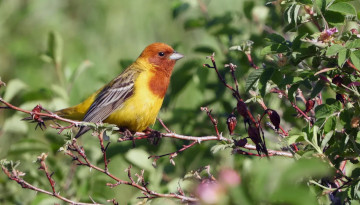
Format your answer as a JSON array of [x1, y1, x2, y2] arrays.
[[2, 164, 100, 205]]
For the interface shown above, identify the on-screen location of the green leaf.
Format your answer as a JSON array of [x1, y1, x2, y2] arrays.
[[243, 1, 255, 20], [46, 31, 63, 66], [285, 3, 295, 24], [350, 50, 360, 70], [259, 67, 274, 97], [328, 2, 357, 16], [260, 45, 272, 56], [345, 39, 360, 49], [3, 114, 29, 134], [293, 4, 301, 25], [245, 69, 264, 92], [172, 1, 189, 18], [324, 117, 336, 133], [326, 44, 344, 56], [324, 11, 345, 25], [268, 33, 285, 44], [288, 83, 300, 102], [315, 104, 339, 119], [210, 144, 232, 154], [3, 79, 27, 102], [184, 17, 206, 30], [194, 46, 216, 54], [298, 0, 312, 4], [292, 33, 308, 50], [338, 48, 348, 67], [310, 81, 325, 98], [321, 131, 334, 150]]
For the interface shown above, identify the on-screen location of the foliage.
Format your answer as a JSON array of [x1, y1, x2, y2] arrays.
[[0, 0, 360, 204]]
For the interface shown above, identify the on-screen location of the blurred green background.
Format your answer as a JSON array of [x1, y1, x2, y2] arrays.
[[0, 0, 341, 204]]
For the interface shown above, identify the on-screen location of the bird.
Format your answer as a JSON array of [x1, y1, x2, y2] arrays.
[[49, 42, 183, 138]]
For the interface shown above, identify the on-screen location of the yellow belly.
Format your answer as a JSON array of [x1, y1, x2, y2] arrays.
[[104, 87, 163, 131]]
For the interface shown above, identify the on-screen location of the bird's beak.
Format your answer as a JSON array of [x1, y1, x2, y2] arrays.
[[169, 51, 184, 60]]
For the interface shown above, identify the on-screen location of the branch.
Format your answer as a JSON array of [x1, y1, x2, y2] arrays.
[[66, 138, 199, 202], [270, 88, 312, 122], [0, 97, 81, 126], [2, 159, 100, 205]]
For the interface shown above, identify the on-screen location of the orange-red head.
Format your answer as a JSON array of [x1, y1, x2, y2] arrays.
[[137, 43, 184, 98], [139, 42, 184, 76]]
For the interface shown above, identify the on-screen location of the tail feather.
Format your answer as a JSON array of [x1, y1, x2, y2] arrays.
[[23, 107, 92, 138]]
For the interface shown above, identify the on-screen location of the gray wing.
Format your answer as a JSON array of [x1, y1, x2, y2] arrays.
[[75, 69, 139, 138]]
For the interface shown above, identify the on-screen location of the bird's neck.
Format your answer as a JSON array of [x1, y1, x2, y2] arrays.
[[148, 68, 171, 98]]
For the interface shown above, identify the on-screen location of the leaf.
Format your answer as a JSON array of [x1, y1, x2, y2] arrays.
[[3, 79, 27, 102], [324, 117, 336, 133], [125, 149, 153, 171], [268, 33, 285, 44], [321, 131, 334, 150], [243, 1, 255, 20], [172, 1, 189, 18], [324, 11, 345, 25], [210, 144, 232, 154], [293, 4, 301, 25], [328, 2, 357, 16], [345, 39, 360, 49], [338, 48, 348, 67], [288, 83, 300, 102], [298, 0, 312, 4], [286, 3, 295, 24], [260, 45, 272, 56], [310, 81, 325, 98], [184, 17, 206, 30], [3, 114, 29, 134], [194, 46, 215, 54], [259, 67, 274, 97], [315, 104, 339, 119], [287, 134, 304, 145], [245, 69, 264, 92], [326, 44, 344, 56], [350, 50, 360, 70], [46, 31, 63, 66]]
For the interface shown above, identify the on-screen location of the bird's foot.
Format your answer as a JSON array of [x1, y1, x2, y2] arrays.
[[118, 128, 136, 147], [144, 128, 162, 145]]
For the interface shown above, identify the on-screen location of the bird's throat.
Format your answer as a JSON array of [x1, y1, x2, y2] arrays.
[[148, 70, 170, 98]]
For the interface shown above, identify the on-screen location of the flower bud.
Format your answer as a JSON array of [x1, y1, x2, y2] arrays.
[[233, 138, 247, 147], [336, 93, 345, 105], [226, 114, 237, 135], [304, 99, 315, 113], [268, 110, 280, 130], [237, 100, 248, 118], [332, 75, 343, 86], [248, 125, 261, 144]]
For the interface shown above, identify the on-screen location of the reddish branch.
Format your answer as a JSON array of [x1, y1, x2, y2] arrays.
[[65, 139, 198, 202], [201, 107, 221, 139], [270, 88, 312, 122], [149, 141, 198, 166], [346, 59, 360, 74], [203, 53, 290, 154], [0, 97, 81, 126], [2, 157, 99, 205], [304, 5, 322, 32]]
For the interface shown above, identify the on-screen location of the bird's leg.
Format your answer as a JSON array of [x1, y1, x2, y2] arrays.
[[144, 127, 162, 145], [118, 128, 137, 147]]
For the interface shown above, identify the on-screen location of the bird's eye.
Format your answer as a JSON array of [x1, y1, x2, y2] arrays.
[[158, 52, 165, 57]]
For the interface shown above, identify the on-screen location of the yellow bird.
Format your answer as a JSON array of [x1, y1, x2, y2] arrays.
[[54, 43, 183, 138]]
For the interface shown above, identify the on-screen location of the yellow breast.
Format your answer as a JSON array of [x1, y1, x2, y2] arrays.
[[103, 70, 164, 131]]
